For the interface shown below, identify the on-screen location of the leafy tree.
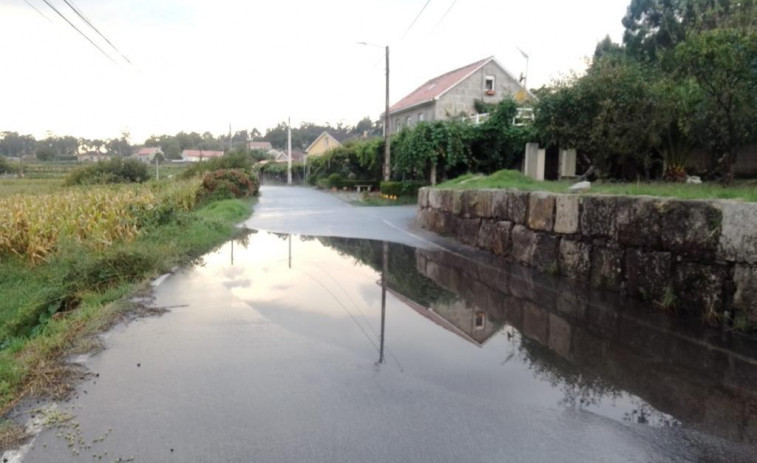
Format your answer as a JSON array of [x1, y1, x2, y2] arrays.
[[534, 55, 668, 179], [675, 28, 757, 183], [0, 155, 17, 174], [0, 132, 36, 158], [392, 120, 472, 184], [622, 0, 756, 64], [471, 99, 534, 174]]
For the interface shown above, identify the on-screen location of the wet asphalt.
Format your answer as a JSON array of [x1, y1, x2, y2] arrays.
[[6, 186, 757, 463]]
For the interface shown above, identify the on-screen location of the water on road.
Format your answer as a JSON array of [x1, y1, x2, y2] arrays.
[[11, 187, 757, 462]]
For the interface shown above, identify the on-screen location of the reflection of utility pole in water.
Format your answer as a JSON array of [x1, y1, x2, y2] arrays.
[[379, 241, 388, 364], [230, 238, 234, 266], [288, 234, 292, 269]]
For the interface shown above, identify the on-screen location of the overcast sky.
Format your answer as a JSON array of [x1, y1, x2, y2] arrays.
[[0, 0, 630, 142]]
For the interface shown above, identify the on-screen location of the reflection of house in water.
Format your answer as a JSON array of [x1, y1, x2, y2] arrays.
[[414, 246, 757, 446], [386, 285, 502, 347]]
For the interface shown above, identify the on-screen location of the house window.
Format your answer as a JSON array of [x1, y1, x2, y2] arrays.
[[406, 115, 411, 127], [324, 137, 329, 147], [418, 113, 425, 122], [485, 75, 495, 92], [474, 312, 486, 330]]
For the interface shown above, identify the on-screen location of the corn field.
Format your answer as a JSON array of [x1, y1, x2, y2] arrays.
[[0, 180, 200, 264]]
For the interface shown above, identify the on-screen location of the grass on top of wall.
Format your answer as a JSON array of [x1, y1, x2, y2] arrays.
[[436, 170, 757, 202]]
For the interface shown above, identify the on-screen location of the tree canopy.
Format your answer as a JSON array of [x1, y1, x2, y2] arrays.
[[533, 0, 757, 183]]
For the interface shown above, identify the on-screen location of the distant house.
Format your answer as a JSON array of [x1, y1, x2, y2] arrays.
[[133, 147, 163, 164], [387, 56, 531, 134], [305, 131, 342, 157], [248, 141, 273, 151], [181, 149, 224, 162], [269, 149, 306, 163], [79, 152, 112, 162]]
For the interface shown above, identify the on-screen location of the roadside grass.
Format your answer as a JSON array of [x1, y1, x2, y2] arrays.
[[0, 197, 254, 417], [437, 170, 757, 202], [350, 195, 417, 207]]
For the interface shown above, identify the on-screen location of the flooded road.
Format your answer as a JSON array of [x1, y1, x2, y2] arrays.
[[12, 187, 757, 462], [17, 231, 757, 462]]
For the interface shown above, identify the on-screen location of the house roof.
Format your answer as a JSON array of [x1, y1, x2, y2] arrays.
[[135, 147, 161, 157], [272, 150, 305, 162], [389, 57, 494, 115], [249, 141, 273, 150], [181, 149, 224, 158], [305, 131, 342, 153]]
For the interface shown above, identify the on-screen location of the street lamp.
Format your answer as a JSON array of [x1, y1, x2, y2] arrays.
[[358, 41, 391, 181]]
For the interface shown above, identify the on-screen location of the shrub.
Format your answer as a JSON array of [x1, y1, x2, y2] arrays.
[[199, 169, 259, 201], [327, 173, 343, 188], [380, 180, 426, 197], [0, 156, 17, 174], [65, 158, 150, 185], [316, 177, 330, 189], [180, 151, 253, 180], [253, 162, 306, 183]]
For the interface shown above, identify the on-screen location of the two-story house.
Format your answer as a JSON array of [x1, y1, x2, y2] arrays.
[[387, 56, 529, 134]]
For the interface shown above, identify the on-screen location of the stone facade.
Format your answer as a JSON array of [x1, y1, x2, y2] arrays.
[[417, 187, 757, 328]]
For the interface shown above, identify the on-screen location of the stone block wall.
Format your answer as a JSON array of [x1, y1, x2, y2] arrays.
[[417, 187, 757, 327], [415, 247, 757, 443]]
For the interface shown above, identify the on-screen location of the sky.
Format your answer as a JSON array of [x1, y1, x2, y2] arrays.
[[0, 0, 631, 143]]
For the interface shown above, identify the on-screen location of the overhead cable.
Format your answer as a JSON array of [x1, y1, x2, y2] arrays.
[[22, 0, 52, 22], [61, 0, 133, 65], [429, 0, 459, 35], [400, 0, 433, 39], [40, 0, 119, 65]]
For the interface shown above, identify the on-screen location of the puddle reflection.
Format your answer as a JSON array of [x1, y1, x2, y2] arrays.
[[207, 231, 757, 449]]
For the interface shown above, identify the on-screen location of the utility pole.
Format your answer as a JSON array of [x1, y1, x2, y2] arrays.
[[379, 241, 388, 364], [287, 116, 292, 185], [358, 41, 391, 181], [384, 45, 391, 182], [155, 155, 159, 180]]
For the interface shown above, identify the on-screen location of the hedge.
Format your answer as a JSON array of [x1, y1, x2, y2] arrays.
[[380, 181, 427, 197]]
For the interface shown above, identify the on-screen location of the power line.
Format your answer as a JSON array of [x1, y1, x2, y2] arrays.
[[400, 0, 433, 39], [61, 0, 133, 65], [39, 0, 119, 65], [22, 0, 52, 22], [429, 0, 459, 35]]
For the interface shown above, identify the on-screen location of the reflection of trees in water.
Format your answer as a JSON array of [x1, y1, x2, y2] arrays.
[[623, 399, 680, 428], [316, 237, 456, 308], [519, 337, 622, 409], [520, 335, 681, 428], [234, 228, 255, 248]]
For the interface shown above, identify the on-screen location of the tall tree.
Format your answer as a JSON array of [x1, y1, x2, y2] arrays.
[[676, 28, 757, 183], [623, 0, 756, 64]]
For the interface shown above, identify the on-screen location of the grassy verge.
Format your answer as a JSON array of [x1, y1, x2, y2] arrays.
[[350, 195, 417, 207], [0, 197, 254, 416], [437, 170, 757, 202]]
